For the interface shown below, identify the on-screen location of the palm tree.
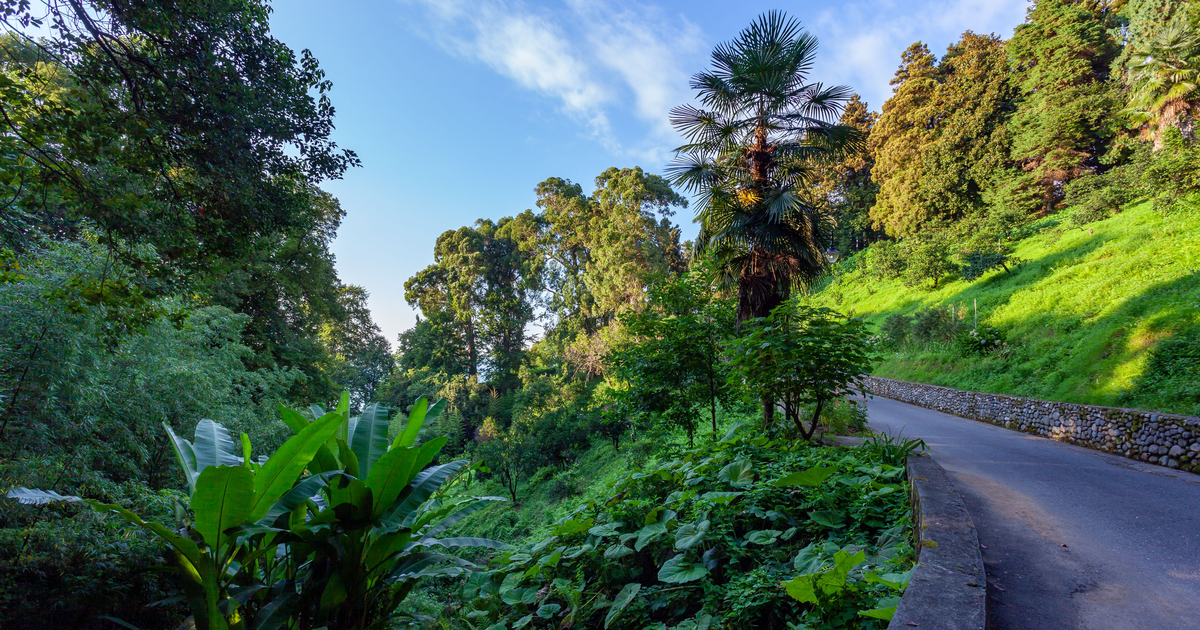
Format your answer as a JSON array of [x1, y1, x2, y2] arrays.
[[1126, 12, 1200, 149], [668, 11, 859, 324]]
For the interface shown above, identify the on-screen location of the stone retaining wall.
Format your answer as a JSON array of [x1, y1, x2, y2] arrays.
[[865, 376, 1200, 474]]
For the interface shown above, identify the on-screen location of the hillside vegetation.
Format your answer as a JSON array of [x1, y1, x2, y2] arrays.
[[808, 201, 1200, 416]]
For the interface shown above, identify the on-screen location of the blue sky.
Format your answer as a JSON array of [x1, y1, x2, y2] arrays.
[[267, 0, 1028, 344]]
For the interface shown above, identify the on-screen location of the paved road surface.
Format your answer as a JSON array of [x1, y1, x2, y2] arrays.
[[867, 396, 1200, 630]]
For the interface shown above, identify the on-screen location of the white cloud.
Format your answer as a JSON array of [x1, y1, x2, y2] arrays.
[[399, 0, 705, 160]]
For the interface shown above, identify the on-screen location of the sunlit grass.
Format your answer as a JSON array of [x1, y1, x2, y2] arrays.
[[806, 201, 1200, 415]]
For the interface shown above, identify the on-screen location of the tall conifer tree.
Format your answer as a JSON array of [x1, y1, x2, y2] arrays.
[[1007, 0, 1121, 214]]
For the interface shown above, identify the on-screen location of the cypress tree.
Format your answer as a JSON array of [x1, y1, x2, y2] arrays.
[[1006, 0, 1121, 214]]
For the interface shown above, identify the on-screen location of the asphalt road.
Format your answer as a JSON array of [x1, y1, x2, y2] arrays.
[[867, 395, 1200, 630]]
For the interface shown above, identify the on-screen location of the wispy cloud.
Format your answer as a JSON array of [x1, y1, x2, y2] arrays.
[[399, 0, 705, 160]]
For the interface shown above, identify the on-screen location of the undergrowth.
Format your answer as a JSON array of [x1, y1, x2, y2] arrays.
[[399, 404, 912, 629]]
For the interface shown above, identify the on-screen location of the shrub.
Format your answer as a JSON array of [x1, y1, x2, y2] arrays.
[[953, 326, 1006, 356], [880, 314, 911, 349], [910, 307, 961, 344], [902, 238, 957, 289], [960, 246, 1021, 281], [866, 241, 906, 280]]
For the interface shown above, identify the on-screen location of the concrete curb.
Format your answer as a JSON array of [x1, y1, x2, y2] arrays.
[[888, 455, 986, 630]]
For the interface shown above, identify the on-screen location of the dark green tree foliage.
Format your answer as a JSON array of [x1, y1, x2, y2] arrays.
[[605, 275, 735, 446], [870, 34, 1017, 236], [1007, 0, 1121, 214], [0, 1, 357, 265], [404, 218, 540, 384], [0, 241, 301, 629], [812, 94, 884, 252], [669, 11, 857, 323]]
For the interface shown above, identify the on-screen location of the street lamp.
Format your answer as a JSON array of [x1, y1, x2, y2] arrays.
[[824, 247, 841, 264]]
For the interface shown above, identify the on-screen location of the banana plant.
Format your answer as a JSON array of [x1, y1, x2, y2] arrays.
[[266, 397, 508, 630], [7, 394, 507, 630], [7, 393, 351, 629]]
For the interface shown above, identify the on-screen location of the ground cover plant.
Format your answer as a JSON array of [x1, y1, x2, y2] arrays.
[[446, 422, 914, 630]]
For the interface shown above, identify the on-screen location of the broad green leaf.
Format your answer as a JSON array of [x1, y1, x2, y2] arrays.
[[278, 404, 309, 434], [793, 542, 829, 573], [700, 491, 742, 504], [240, 433, 253, 469], [365, 445, 420, 518], [809, 510, 846, 529], [774, 465, 836, 487], [718, 459, 754, 487], [350, 403, 390, 477], [256, 471, 338, 526], [537, 603, 562, 618], [658, 555, 709, 583], [635, 522, 667, 551], [605, 583, 641, 629], [865, 569, 912, 590], [783, 574, 819, 603], [674, 520, 710, 550], [383, 459, 468, 529], [747, 529, 782, 545], [249, 406, 345, 521], [336, 438, 360, 478], [192, 418, 241, 471], [588, 522, 623, 537], [163, 423, 199, 494], [554, 518, 593, 536], [328, 476, 373, 516], [860, 606, 898, 621], [192, 465, 254, 548], [604, 544, 633, 559], [720, 421, 747, 443], [513, 614, 534, 628], [395, 397, 445, 448]]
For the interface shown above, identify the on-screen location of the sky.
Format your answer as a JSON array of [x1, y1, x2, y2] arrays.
[[267, 0, 1029, 345]]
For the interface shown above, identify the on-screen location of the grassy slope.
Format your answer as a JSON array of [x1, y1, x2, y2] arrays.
[[807, 201, 1200, 415]]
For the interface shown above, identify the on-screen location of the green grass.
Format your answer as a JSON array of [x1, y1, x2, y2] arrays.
[[807, 201, 1200, 416]]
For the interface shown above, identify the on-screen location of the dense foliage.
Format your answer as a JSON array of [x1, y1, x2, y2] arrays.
[[0, 2, 391, 626], [448, 424, 913, 630], [10, 394, 503, 630]]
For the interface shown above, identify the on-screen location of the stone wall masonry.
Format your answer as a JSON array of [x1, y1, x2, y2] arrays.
[[865, 376, 1200, 474]]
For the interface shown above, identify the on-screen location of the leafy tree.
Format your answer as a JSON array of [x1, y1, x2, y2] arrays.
[[870, 34, 1017, 236], [1007, 0, 1121, 214], [902, 237, 958, 289], [669, 11, 857, 323], [725, 301, 876, 440], [0, 1, 358, 269], [811, 94, 884, 251], [405, 219, 540, 383], [605, 275, 735, 445], [869, 42, 939, 237]]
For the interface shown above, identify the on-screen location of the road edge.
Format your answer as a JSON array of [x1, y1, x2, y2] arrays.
[[888, 455, 986, 630]]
